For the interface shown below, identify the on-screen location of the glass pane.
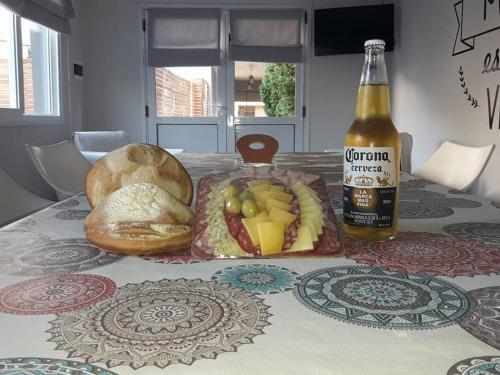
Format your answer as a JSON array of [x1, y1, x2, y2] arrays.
[[234, 62, 295, 118], [22, 18, 59, 115], [0, 6, 17, 109], [155, 66, 218, 117]]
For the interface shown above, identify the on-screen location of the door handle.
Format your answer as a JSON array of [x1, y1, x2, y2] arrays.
[[227, 114, 234, 127]]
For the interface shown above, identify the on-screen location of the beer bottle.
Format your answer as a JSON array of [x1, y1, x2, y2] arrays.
[[343, 39, 400, 240]]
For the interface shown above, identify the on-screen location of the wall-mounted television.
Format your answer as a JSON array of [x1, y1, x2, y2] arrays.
[[314, 4, 394, 56]]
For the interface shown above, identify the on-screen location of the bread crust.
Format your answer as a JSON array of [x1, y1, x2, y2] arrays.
[[85, 144, 193, 208], [84, 183, 194, 255], [85, 223, 193, 255]]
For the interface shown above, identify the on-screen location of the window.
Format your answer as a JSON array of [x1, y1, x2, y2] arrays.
[[0, 5, 60, 118], [155, 66, 218, 117], [0, 7, 17, 109], [234, 61, 295, 118]]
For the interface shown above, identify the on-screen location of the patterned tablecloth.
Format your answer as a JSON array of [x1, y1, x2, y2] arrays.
[[0, 153, 499, 375]]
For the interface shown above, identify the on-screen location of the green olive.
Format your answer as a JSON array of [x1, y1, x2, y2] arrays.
[[222, 184, 239, 199], [242, 199, 259, 218], [225, 196, 242, 215], [239, 189, 254, 201]]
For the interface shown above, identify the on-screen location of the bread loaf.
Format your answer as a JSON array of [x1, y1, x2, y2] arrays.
[[84, 183, 194, 255], [85, 144, 193, 208]]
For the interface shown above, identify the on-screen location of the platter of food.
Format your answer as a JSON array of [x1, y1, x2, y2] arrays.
[[192, 166, 342, 259], [82, 141, 342, 259]]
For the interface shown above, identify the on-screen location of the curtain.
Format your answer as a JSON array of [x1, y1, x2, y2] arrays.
[[147, 8, 221, 67], [229, 9, 304, 63], [0, 0, 74, 33]]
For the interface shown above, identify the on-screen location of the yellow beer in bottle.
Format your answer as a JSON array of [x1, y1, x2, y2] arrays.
[[343, 39, 400, 240]]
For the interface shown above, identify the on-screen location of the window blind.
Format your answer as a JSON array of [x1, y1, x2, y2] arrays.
[[147, 8, 221, 67], [0, 0, 74, 33], [229, 9, 304, 63]]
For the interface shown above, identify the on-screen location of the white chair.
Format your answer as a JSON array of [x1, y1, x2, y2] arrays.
[[412, 141, 495, 191], [72, 131, 130, 164], [26, 141, 91, 201], [399, 132, 413, 173], [489, 191, 500, 204], [0, 168, 54, 227]]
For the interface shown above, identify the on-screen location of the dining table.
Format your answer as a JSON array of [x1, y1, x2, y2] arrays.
[[0, 152, 499, 375]]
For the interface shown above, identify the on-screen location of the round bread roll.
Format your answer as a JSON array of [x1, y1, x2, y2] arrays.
[[85, 144, 193, 208], [84, 183, 194, 255]]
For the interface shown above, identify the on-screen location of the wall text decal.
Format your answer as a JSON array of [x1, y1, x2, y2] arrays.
[[453, 0, 500, 129], [459, 66, 480, 108], [453, 0, 500, 56]]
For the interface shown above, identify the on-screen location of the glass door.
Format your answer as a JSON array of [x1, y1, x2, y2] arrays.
[[146, 64, 227, 152], [227, 61, 304, 153], [144, 8, 305, 153]]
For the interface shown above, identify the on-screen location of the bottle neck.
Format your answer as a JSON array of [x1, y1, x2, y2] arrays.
[[355, 47, 391, 119]]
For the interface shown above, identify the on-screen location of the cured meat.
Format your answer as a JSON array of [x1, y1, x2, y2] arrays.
[[191, 167, 343, 259]]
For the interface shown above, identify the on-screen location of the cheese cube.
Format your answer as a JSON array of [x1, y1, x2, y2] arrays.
[[242, 212, 269, 246], [269, 207, 297, 229], [301, 218, 318, 242], [270, 185, 285, 192], [291, 181, 307, 193], [266, 198, 292, 213], [301, 213, 323, 235], [257, 222, 284, 255], [285, 225, 314, 252], [249, 184, 271, 194], [299, 197, 321, 209], [253, 191, 272, 204], [301, 205, 322, 216], [268, 191, 293, 204], [248, 179, 271, 187]]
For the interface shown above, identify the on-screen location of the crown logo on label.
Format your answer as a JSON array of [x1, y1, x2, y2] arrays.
[[354, 175, 374, 187]]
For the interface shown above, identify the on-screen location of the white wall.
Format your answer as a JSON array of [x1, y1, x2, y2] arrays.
[[77, 0, 395, 152], [393, 0, 500, 197], [80, 0, 146, 144], [78, 0, 498, 196], [308, 0, 394, 152], [0, 1, 84, 200]]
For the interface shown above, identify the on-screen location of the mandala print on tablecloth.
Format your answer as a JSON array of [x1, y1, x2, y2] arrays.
[[459, 287, 500, 350], [327, 184, 343, 209], [0, 274, 115, 315], [419, 198, 481, 208], [54, 210, 91, 220], [1, 218, 37, 232], [141, 252, 205, 264], [51, 199, 80, 209], [294, 266, 468, 330], [399, 179, 432, 190], [48, 278, 271, 369], [344, 232, 500, 277], [399, 201, 454, 219], [447, 356, 500, 375], [0, 238, 125, 276], [0, 358, 118, 374], [444, 223, 500, 247], [400, 189, 445, 201], [492, 201, 500, 209], [212, 265, 300, 294]]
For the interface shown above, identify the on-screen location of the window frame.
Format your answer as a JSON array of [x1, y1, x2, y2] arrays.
[[0, 7, 65, 127]]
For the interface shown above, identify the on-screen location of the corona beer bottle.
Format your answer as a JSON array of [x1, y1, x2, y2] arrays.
[[343, 39, 400, 240]]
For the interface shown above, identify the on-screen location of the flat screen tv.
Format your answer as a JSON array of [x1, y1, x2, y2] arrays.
[[314, 4, 394, 56]]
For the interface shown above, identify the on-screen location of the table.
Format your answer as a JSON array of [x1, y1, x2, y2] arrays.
[[0, 153, 499, 375], [81, 149, 184, 164]]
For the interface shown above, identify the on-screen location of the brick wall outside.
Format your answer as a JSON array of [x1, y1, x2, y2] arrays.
[[155, 68, 210, 117], [191, 78, 209, 116], [0, 58, 34, 111]]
